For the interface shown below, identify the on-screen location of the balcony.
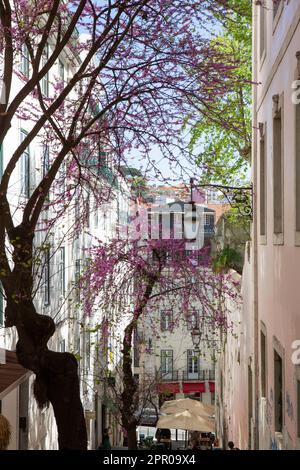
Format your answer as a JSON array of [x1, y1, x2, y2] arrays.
[[183, 370, 205, 381], [160, 370, 179, 382]]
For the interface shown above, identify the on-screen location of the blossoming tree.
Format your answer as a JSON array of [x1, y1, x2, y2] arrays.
[[0, 0, 244, 449], [81, 229, 239, 448]]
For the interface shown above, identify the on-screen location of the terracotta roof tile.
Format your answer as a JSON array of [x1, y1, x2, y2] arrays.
[[0, 350, 29, 398]]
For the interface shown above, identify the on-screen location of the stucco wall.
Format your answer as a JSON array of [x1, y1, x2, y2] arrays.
[[255, 0, 300, 449]]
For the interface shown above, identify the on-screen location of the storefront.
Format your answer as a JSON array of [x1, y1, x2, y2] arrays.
[[0, 349, 31, 449]]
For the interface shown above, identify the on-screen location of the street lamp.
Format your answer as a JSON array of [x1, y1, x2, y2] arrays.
[[191, 328, 201, 351], [190, 315, 221, 354], [189, 177, 253, 219]]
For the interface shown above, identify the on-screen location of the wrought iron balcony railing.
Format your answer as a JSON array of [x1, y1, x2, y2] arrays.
[[160, 370, 179, 382], [182, 370, 205, 381]]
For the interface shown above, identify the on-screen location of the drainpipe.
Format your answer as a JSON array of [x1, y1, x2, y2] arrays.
[[252, 2, 260, 450]]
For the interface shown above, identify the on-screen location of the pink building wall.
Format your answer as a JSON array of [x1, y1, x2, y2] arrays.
[[255, 0, 300, 450]]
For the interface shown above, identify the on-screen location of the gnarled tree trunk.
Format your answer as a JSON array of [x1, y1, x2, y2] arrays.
[[3, 224, 87, 450]]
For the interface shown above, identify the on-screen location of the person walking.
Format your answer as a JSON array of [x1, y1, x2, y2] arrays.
[[98, 427, 112, 450], [228, 441, 240, 450]]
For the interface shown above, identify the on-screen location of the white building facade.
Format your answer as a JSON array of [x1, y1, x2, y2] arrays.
[[0, 36, 132, 449]]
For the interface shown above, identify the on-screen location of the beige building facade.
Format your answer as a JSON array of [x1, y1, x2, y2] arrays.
[[217, 0, 300, 450]]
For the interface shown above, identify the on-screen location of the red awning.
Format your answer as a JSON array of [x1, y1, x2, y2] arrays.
[[182, 382, 206, 393], [0, 350, 30, 399], [209, 381, 215, 393], [158, 383, 180, 394]]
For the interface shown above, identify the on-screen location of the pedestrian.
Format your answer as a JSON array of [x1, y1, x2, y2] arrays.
[[186, 431, 201, 451], [0, 414, 11, 450], [228, 441, 240, 450], [98, 427, 112, 450], [191, 438, 202, 451]]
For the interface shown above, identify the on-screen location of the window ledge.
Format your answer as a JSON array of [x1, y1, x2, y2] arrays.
[[273, 233, 284, 245], [295, 231, 300, 246], [259, 234, 267, 245]]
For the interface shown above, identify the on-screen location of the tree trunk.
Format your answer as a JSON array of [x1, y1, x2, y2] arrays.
[[120, 265, 163, 451], [5, 298, 87, 450], [127, 426, 137, 450], [2, 224, 88, 449]]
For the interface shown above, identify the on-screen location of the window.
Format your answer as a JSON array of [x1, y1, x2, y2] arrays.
[[43, 248, 50, 306], [20, 44, 30, 78], [58, 247, 65, 296], [94, 197, 100, 228], [259, 123, 267, 237], [58, 59, 65, 84], [161, 350, 173, 374], [204, 213, 214, 227], [260, 2, 266, 60], [273, 94, 284, 238], [41, 44, 49, 97], [187, 310, 198, 330], [161, 310, 172, 331], [59, 339, 65, 353], [261, 330, 267, 397], [297, 380, 300, 438], [211, 391, 215, 406], [173, 212, 183, 239], [20, 130, 30, 197], [206, 189, 220, 204], [75, 192, 80, 223], [133, 328, 140, 367], [85, 194, 90, 228], [75, 259, 81, 301], [42, 145, 50, 178], [187, 350, 199, 374], [148, 212, 160, 239], [76, 336, 81, 377], [274, 350, 283, 432], [99, 149, 109, 168], [148, 212, 173, 240], [85, 332, 91, 370]]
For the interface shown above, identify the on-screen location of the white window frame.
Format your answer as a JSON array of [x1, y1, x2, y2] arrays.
[[272, 93, 284, 245], [161, 310, 172, 331], [58, 247, 65, 296], [41, 44, 50, 97], [20, 129, 30, 197], [161, 350, 173, 375], [20, 43, 30, 78], [187, 350, 199, 378]]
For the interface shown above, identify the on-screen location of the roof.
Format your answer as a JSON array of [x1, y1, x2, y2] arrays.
[[0, 350, 30, 399], [148, 201, 216, 214]]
